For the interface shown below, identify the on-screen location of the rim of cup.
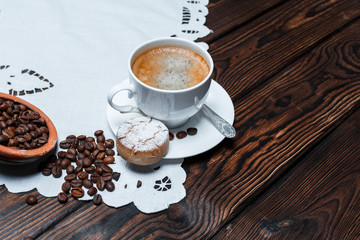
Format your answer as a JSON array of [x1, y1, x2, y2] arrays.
[[128, 37, 214, 93]]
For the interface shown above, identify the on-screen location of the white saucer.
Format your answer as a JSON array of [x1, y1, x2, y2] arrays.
[[106, 80, 235, 159]]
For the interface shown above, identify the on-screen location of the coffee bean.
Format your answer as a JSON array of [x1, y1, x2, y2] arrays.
[[70, 179, 83, 188], [105, 139, 114, 148], [101, 164, 113, 173], [65, 153, 76, 161], [87, 187, 97, 196], [103, 156, 115, 164], [26, 195, 37, 205], [42, 168, 51, 176], [55, 158, 62, 165], [75, 166, 83, 173], [59, 140, 71, 149], [105, 149, 115, 156], [85, 166, 95, 174], [187, 127, 198, 136], [57, 192, 68, 203], [62, 182, 71, 193], [105, 181, 115, 192], [60, 158, 71, 169], [112, 172, 120, 181], [66, 165, 75, 174], [96, 134, 105, 143], [51, 165, 62, 178], [67, 147, 77, 156], [169, 132, 174, 141], [71, 187, 84, 198], [83, 179, 93, 189], [0, 134, 9, 143], [64, 174, 77, 182], [96, 152, 105, 160], [95, 167, 103, 175], [57, 151, 67, 158], [86, 136, 95, 142], [96, 142, 106, 151], [77, 152, 85, 159], [84, 142, 94, 151], [92, 149, 100, 158], [93, 194, 102, 205], [94, 130, 103, 136], [90, 173, 101, 183], [94, 159, 104, 165], [77, 171, 88, 180], [176, 131, 187, 139], [96, 178, 105, 191], [77, 144, 85, 153], [102, 173, 112, 182], [82, 158, 92, 167], [8, 138, 19, 147]]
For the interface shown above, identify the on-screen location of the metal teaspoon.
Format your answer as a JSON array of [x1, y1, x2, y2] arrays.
[[201, 104, 236, 138]]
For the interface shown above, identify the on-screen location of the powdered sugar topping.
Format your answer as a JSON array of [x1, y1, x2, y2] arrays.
[[116, 117, 169, 152]]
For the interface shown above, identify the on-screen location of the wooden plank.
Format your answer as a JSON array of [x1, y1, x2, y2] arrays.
[[209, 0, 360, 97], [214, 108, 360, 239], [0, 188, 85, 240], [36, 10, 360, 240], [201, 0, 287, 43]]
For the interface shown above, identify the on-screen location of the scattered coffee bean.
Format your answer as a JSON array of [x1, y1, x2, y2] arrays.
[[77, 171, 88, 180], [169, 132, 174, 141], [103, 156, 115, 164], [105, 149, 115, 156], [64, 174, 76, 182], [51, 165, 62, 178], [112, 172, 120, 181], [187, 127, 198, 136], [57, 192, 68, 203], [70, 179, 83, 188], [62, 182, 71, 193], [94, 130, 104, 136], [176, 131, 187, 139], [104, 139, 114, 148], [66, 165, 75, 174], [71, 187, 84, 198], [93, 194, 102, 205], [102, 173, 112, 182], [101, 164, 113, 173], [83, 179, 93, 189], [87, 187, 97, 196], [105, 181, 115, 192], [41, 168, 51, 176], [40, 131, 118, 206], [60, 158, 71, 169], [26, 195, 37, 205], [96, 178, 105, 191]]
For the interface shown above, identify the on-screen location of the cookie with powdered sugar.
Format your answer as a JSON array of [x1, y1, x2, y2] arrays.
[[116, 116, 169, 165]]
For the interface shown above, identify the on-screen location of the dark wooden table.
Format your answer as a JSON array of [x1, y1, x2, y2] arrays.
[[1, 0, 360, 239]]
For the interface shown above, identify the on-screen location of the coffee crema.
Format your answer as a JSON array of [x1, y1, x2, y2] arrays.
[[132, 46, 209, 90]]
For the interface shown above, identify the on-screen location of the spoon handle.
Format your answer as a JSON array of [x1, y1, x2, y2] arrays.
[[202, 104, 236, 138]]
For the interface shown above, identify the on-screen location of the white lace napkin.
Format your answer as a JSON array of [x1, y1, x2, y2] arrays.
[[0, 0, 211, 213]]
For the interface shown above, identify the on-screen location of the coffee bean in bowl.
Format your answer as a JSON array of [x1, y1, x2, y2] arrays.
[[0, 93, 57, 165]]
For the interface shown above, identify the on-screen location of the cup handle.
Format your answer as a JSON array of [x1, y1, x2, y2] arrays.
[[107, 83, 140, 113]]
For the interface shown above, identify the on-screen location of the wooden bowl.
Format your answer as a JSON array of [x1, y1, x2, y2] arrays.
[[0, 93, 57, 165]]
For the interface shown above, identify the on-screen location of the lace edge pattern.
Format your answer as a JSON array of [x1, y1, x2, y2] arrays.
[[175, 0, 212, 42]]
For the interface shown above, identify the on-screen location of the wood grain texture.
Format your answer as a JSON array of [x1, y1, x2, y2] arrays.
[[0, 188, 85, 240], [214, 107, 360, 240], [209, 0, 360, 98], [200, 0, 287, 43], [36, 8, 360, 240]]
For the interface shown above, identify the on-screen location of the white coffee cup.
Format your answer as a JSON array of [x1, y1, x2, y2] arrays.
[[107, 37, 214, 128]]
